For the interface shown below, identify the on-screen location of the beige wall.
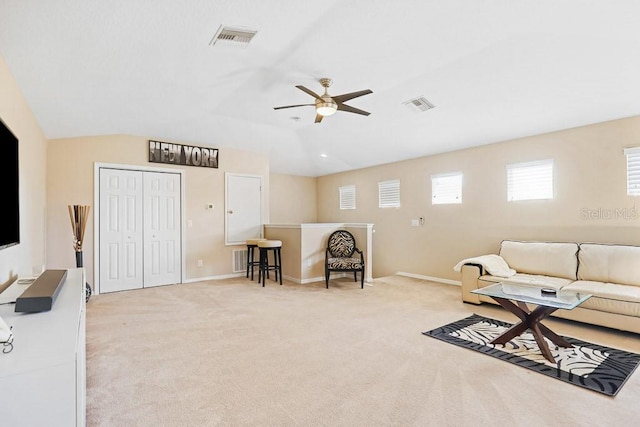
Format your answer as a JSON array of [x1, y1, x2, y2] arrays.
[[46, 135, 269, 288], [300, 226, 335, 280], [0, 55, 47, 289], [263, 227, 302, 280], [4, 47, 640, 289], [317, 116, 640, 281], [265, 223, 373, 284], [269, 173, 317, 223]]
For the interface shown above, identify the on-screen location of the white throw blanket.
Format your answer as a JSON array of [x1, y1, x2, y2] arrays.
[[453, 254, 516, 278]]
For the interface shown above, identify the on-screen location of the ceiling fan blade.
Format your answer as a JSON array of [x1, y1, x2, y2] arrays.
[[332, 89, 373, 103], [337, 103, 370, 116], [315, 114, 324, 123], [296, 85, 323, 100], [273, 104, 314, 110]]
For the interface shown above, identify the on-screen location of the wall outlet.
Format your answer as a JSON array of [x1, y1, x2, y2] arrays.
[[197, 259, 203, 267], [411, 219, 420, 227]]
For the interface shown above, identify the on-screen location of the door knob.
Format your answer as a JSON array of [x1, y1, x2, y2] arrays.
[[227, 210, 233, 214]]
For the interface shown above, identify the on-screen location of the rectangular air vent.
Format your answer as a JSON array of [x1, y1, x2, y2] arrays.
[[403, 96, 435, 112], [210, 25, 257, 47], [233, 249, 248, 273]]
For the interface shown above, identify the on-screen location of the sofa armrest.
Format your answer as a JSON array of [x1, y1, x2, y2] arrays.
[[461, 263, 483, 304]]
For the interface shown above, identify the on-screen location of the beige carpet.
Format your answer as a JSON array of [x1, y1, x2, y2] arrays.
[[86, 275, 640, 426]]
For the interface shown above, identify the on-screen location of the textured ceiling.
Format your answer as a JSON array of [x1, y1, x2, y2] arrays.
[[1, 1, 640, 176]]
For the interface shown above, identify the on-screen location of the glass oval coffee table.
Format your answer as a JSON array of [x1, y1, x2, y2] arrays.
[[471, 282, 592, 363]]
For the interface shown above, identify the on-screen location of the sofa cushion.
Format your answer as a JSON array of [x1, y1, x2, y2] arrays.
[[578, 243, 640, 287], [562, 280, 640, 317], [499, 240, 578, 280], [479, 273, 573, 290]]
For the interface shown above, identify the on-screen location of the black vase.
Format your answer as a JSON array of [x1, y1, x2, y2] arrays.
[[75, 250, 92, 303]]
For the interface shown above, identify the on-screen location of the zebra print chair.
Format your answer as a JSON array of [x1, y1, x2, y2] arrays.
[[325, 230, 365, 289]]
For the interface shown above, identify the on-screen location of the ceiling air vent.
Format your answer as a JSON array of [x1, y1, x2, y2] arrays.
[[210, 25, 257, 47], [403, 96, 435, 113]]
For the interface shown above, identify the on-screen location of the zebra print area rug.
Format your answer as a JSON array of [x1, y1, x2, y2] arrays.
[[423, 314, 640, 396]]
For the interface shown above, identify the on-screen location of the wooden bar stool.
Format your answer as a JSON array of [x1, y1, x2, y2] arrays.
[[246, 238, 266, 280], [257, 240, 282, 286]]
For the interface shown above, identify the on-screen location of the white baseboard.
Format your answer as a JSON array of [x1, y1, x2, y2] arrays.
[[396, 272, 461, 286], [183, 272, 245, 283], [327, 272, 374, 285], [287, 275, 373, 286], [184, 272, 374, 286], [297, 276, 324, 284]]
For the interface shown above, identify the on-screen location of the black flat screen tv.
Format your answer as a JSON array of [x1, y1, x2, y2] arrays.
[[0, 117, 19, 250]]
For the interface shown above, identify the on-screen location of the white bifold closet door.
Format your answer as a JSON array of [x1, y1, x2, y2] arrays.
[[99, 168, 181, 293], [142, 171, 181, 287]]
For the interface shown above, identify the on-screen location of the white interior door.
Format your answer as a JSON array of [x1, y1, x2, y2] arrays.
[[99, 168, 144, 292], [225, 173, 263, 245], [143, 172, 182, 287]]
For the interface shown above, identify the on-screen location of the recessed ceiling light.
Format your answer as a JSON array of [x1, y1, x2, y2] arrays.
[[320, 153, 328, 158]]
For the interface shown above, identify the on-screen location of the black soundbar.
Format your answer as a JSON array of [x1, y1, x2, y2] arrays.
[[15, 269, 67, 313]]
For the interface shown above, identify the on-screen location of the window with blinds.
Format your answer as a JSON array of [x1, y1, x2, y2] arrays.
[[378, 179, 400, 208], [431, 172, 462, 204], [506, 159, 553, 201], [339, 185, 356, 209], [625, 147, 640, 196]]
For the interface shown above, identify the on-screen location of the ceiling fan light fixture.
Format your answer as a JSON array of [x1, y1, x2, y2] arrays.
[[274, 78, 372, 123], [316, 100, 338, 116]]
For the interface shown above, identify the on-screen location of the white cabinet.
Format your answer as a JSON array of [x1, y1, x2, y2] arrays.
[[0, 268, 86, 426]]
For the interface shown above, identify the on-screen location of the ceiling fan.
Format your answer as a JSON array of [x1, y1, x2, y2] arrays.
[[274, 78, 372, 123]]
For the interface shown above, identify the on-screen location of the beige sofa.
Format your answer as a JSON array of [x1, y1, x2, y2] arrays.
[[459, 240, 640, 334]]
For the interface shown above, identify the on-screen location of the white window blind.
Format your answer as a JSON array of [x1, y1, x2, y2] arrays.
[[506, 159, 554, 201], [624, 147, 640, 196], [431, 172, 463, 205], [339, 185, 356, 210], [378, 179, 400, 208]]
